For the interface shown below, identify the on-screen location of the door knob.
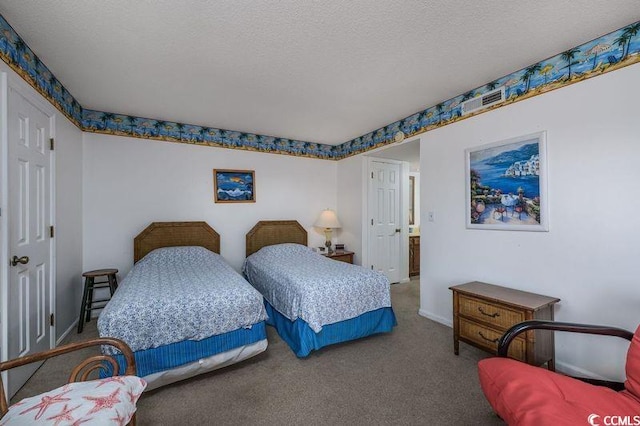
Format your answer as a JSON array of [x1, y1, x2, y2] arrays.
[[11, 255, 29, 266], [395, 228, 401, 233]]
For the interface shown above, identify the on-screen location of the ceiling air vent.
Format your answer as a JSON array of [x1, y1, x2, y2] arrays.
[[461, 87, 505, 116]]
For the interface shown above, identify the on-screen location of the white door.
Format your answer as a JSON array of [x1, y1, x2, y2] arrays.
[[368, 160, 401, 283], [5, 85, 53, 397]]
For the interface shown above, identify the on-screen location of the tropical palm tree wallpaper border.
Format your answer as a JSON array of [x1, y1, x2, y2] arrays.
[[0, 13, 638, 161], [81, 108, 341, 159]]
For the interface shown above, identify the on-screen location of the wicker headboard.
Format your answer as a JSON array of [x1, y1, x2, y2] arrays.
[[133, 221, 220, 263], [246, 220, 308, 257]]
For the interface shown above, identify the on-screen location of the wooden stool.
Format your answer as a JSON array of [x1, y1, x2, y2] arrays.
[[77, 269, 118, 333]]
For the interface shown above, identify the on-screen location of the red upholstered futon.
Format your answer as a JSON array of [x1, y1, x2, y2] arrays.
[[478, 324, 640, 425]]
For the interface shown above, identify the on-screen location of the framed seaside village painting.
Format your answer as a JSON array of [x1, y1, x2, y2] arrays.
[[465, 132, 548, 231], [213, 169, 255, 203]]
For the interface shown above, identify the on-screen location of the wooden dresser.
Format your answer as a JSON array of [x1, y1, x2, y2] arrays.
[[409, 236, 420, 276], [450, 281, 560, 370]]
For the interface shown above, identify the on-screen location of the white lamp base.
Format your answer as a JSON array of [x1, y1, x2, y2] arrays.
[[324, 228, 333, 254]]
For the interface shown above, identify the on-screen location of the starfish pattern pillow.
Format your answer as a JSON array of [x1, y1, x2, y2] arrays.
[[1, 376, 146, 425]]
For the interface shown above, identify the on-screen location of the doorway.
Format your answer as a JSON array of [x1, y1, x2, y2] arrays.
[[367, 158, 402, 283], [366, 138, 420, 285]]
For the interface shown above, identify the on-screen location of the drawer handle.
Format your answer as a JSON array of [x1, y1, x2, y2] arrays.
[[478, 331, 499, 344], [478, 306, 500, 318]]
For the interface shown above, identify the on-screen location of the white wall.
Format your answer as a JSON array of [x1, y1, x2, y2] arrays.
[[336, 155, 365, 265], [54, 110, 83, 341], [82, 134, 337, 275], [420, 63, 640, 380]]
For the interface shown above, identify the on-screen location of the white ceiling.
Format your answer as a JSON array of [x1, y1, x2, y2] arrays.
[[1, 1, 638, 145]]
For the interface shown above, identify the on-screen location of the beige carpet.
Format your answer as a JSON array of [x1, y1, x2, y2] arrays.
[[13, 279, 503, 425]]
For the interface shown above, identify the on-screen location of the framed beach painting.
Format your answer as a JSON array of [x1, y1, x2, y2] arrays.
[[465, 132, 548, 231], [213, 169, 255, 203]]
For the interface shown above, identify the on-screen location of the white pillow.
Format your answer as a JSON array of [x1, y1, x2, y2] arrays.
[[1, 376, 146, 425]]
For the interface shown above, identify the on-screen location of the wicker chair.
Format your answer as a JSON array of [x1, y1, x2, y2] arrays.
[[0, 338, 143, 425]]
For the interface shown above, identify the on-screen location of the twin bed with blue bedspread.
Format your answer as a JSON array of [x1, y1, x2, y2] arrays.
[[243, 220, 396, 357], [97, 222, 268, 391]]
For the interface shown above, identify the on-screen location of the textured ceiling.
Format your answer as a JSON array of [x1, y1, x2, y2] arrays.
[[0, 1, 638, 144]]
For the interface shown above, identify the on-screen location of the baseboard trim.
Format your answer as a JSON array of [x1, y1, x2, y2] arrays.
[[418, 310, 617, 381], [554, 360, 611, 381], [418, 309, 453, 328], [56, 319, 78, 346]]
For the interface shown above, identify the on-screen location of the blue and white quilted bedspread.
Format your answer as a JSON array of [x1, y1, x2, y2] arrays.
[[98, 246, 267, 354], [242, 243, 391, 332]]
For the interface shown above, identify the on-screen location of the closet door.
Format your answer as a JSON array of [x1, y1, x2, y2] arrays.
[[4, 80, 54, 398]]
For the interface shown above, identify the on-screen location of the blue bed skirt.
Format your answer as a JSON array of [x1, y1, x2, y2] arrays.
[[106, 321, 267, 378], [264, 302, 396, 357]]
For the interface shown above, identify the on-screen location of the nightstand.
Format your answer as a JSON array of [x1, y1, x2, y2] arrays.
[[322, 250, 354, 264]]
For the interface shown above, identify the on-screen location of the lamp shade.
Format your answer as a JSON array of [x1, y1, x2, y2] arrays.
[[314, 209, 341, 229]]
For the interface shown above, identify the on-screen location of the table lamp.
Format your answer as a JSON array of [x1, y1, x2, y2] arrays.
[[314, 209, 341, 254]]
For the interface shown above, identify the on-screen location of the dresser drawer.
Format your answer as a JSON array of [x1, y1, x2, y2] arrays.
[[451, 282, 559, 369], [459, 294, 524, 330], [459, 318, 525, 360]]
